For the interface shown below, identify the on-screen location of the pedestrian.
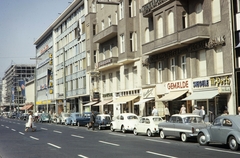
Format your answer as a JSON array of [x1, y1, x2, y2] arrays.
[[192, 105, 201, 116], [152, 106, 159, 116], [238, 106, 240, 115], [25, 111, 35, 132], [179, 104, 186, 114], [164, 105, 170, 122], [88, 111, 95, 130], [200, 106, 205, 121], [222, 110, 229, 115]]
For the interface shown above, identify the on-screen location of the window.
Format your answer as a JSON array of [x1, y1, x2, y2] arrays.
[[93, 50, 97, 64], [157, 61, 163, 83], [101, 20, 105, 31], [182, 11, 188, 29], [116, 71, 120, 90], [157, 16, 163, 38], [108, 15, 111, 26], [129, 0, 136, 17], [93, 24, 96, 35], [109, 44, 113, 57], [102, 75, 106, 92], [103, 47, 106, 60], [196, 3, 203, 24], [119, 1, 124, 20], [168, 11, 174, 34], [211, 0, 221, 23], [214, 46, 223, 73], [87, 51, 90, 66], [130, 32, 137, 52], [147, 65, 150, 84], [238, 0, 240, 12], [170, 58, 175, 80], [124, 69, 129, 89], [145, 28, 150, 43], [109, 73, 112, 91], [133, 66, 137, 88], [120, 34, 125, 53], [181, 55, 187, 79], [199, 50, 206, 76]]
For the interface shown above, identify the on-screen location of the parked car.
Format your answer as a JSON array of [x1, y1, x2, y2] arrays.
[[198, 115, 240, 151], [20, 113, 29, 121], [134, 116, 164, 137], [158, 113, 209, 142], [91, 114, 112, 130], [76, 112, 91, 126], [68, 112, 81, 126], [59, 112, 71, 125], [110, 113, 139, 133], [38, 113, 51, 123]]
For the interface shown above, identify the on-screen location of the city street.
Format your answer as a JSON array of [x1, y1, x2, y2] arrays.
[[0, 117, 240, 158]]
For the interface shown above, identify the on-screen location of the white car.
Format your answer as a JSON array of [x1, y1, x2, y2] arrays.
[[133, 116, 165, 137], [110, 113, 139, 133], [59, 112, 71, 125]]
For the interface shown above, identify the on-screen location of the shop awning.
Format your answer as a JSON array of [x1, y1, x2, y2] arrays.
[[25, 105, 33, 110], [110, 95, 139, 104], [83, 102, 98, 106], [182, 90, 219, 100], [134, 98, 154, 105], [94, 100, 112, 106], [158, 90, 188, 101]]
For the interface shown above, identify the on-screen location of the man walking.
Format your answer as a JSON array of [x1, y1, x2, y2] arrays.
[[152, 106, 159, 116], [200, 106, 205, 121], [88, 111, 96, 130]]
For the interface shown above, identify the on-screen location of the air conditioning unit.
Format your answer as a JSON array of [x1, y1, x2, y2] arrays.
[[49, 53, 53, 58]]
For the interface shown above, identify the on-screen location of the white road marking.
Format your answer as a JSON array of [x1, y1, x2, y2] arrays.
[[19, 132, 25, 135], [71, 134, 84, 138], [1, 125, 4, 126], [99, 140, 120, 146], [78, 155, 88, 158], [146, 151, 178, 158], [205, 148, 240, 155], [41, 128, 48, 130], [53, 130, 62, 133], [47, 143, 61, 149], [145, 138, 170, 144], [30, 136, 39, 140], [5, 126, 9, 128], [11, 129, 16, 131], [109, 133, 126, 137], [68, 126, 78, 129]]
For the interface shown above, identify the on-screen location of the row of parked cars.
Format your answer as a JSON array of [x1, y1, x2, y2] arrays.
[[35, 111, 240, 151], [109, 113, 240, 151]]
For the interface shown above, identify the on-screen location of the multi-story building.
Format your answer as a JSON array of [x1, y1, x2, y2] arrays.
[[35, 0, 89, 114], [1, 64, 35, 111], [140, 0, 236, 118]]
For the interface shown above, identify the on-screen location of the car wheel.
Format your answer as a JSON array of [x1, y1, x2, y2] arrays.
[[180, 133, 188, 142], [228, 136, 239, 151], [110, 124, 115, 132], [121, 125, 126, 133], [160, 130, 166, 139], [147, 129, 152, 137], [133, 128, 138, 136], [198, 133, 209, 146], [98, 125, 101, 130]]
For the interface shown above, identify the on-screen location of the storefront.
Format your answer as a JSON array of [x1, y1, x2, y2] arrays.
[[158, 79, 191, 115], [182, 75, 232, 121]]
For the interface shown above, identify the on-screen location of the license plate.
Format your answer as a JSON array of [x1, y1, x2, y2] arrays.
[[106, 124, 110, 126]]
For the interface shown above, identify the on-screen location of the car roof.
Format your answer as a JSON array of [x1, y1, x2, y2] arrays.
[[216, 115, 240, 120], [97, 114, 111, 116], [172, 113, 201, 117], [119, 113, 138, 116], [141, 116, 162, 119]]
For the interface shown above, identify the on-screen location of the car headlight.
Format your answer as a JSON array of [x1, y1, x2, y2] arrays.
[[195, 128, 199, 132]]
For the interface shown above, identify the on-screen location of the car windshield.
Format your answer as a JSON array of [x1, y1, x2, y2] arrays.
[[127, 115, 138, 120], [102, 116, 111, 120], [184, 117, 203, 123]]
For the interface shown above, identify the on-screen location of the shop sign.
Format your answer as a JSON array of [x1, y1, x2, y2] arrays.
[[193, 80, 209, 88], [218, 86, 231, 93], [143, 88, 155, 98], [210, 76, 231, 87], [167, 80, 189, 90], [141, 0, 168, 15]]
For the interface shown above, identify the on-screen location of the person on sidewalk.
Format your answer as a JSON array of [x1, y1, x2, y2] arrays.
[[152, 106, 159, 116], [88, 111, 96, 130], [25, 111, 35, 132], [164, 105, 170, 122]]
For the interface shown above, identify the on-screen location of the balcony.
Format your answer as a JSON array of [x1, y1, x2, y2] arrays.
[[118, 52, 136, 64], [98, 57, 121, 71], [142, 24, 210, 55], [93, 25, 118, 44]]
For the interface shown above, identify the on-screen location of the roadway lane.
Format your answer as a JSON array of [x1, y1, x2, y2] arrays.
[[1, 117, 240, 158]]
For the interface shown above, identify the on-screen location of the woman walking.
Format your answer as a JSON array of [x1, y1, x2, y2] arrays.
[[25, 111, 36, 132]]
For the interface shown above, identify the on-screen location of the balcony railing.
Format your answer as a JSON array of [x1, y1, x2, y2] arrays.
[[93, 25, 118, 44]]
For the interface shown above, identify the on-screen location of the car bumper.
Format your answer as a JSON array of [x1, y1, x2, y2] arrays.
[[189, 133, 198, 137]]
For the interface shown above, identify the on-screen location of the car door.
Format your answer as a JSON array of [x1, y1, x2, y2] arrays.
[[137, 118, 145, 133], [143, 118, 151, 133], [162, 116, 176, 136], [173, 116, 184, 137], [114, 115, 121, 130], [217, 118, 233, 143], [209, 118, 222, 142]]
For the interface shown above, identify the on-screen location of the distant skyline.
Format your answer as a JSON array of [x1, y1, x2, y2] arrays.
[[0, 0, 73, 78]]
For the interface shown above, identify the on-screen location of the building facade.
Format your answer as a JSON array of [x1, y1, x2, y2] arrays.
[[140, 0, 236, 119]]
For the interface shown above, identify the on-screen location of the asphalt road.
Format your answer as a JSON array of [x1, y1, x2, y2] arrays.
[[0, 117, 240, 158]]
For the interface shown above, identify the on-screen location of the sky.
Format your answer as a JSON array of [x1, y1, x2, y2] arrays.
[[0, 0, 73, 78]]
